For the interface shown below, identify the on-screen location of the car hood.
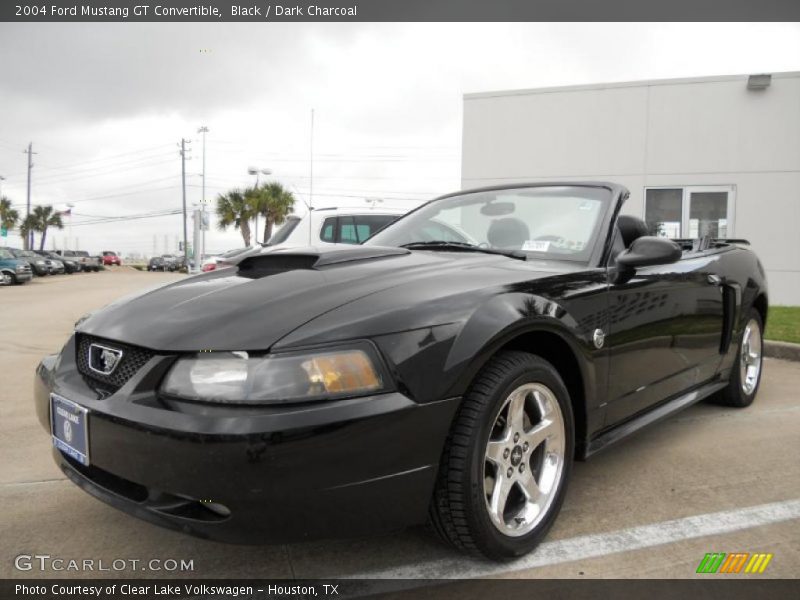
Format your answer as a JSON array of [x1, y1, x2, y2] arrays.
[[79, 245, 578, 352]]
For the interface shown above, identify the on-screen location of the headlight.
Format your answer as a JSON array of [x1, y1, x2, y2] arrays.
[[161, 344, 388, 404]]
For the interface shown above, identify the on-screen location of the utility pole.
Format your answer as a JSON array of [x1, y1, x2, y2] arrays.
[[309, 109, 314, 209], [23, 143, 36, 250], [179, 138, 191, 268], [198, 126, 208, 264]]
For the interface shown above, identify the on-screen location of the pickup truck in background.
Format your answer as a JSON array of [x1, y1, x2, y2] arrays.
[[54, 250, 100, 272]]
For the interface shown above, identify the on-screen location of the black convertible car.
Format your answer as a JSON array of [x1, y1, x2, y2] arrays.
[[35, 183, 767, 560]]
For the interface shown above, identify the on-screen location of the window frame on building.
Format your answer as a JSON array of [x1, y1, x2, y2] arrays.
[[643, 185, 736, 239]]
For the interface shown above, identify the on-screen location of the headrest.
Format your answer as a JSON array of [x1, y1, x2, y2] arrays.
[[487, 218, 530, 249]]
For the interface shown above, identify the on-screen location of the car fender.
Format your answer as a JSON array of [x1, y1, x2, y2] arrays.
[[443, 291, 596, 406]]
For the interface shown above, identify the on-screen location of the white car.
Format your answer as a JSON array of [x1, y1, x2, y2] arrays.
[[264, 206, 408, 250], [203, 206, 411, 271]]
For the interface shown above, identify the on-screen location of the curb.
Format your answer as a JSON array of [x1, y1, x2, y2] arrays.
[[764, 340, 800, 362]]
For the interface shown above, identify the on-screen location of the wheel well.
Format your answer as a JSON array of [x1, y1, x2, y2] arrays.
[[499, 331, 587, 455], [753, 294, 768, 327]]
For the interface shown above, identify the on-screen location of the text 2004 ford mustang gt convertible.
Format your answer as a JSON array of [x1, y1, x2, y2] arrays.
[[35, 183, 767, 560]]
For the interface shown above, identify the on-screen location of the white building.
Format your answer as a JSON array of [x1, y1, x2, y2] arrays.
[[462, 72, 800, 305]]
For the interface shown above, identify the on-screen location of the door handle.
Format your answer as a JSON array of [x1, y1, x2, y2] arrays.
[[707, 274, 722, 285]]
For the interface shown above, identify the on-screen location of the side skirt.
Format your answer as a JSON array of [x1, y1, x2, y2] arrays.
[[583, 379, 728, 459]]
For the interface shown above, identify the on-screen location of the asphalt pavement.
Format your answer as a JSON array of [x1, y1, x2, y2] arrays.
[[2, 269, 798, 580]]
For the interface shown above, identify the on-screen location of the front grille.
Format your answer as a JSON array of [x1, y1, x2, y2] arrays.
[[76, 334, 154, 391]]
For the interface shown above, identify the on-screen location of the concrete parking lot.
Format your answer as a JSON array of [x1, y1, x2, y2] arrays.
[[1, 269, 799, 580]]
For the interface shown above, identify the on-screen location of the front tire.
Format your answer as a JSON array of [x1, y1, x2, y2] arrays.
[[712, 308, 764, 408], [430, 351, 574, 560]]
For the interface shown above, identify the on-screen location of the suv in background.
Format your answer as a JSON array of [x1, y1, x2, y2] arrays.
[[264, 206, 408, 250], [3, 248, 50, 276], [102, 251, 122, 266], [0, 248, 32, 284], [33, 250, 65, 275], [41, 251, 79, 274]]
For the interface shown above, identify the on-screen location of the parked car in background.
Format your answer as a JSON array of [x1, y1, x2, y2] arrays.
[[52, 250, 84, 273], [148, 256, 165, 271], [42, 251, 79, 274], [73, 250, 101, 272], [202, 247, 255, 272], [102, 251, 122, 266], [0, 248, 32, 284], [3, 248, 50, 276], [161, 254, 178, 271], [264, 206, 407, 250], [54, 249, 98, 272], [33, 251, 65, 275]]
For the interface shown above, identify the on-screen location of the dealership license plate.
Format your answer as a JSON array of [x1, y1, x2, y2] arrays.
[[50, 394, 90, 466]]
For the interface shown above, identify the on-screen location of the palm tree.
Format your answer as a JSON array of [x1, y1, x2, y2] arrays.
[[248, 182, 296, 243], [19, 214, 38, 249], [0, 197, 19, 236], [32, 205, 64, 251], [216, 188, 253, 246]]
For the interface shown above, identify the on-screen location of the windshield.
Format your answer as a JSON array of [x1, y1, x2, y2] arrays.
[[0, 249, 13, 259], [366, 185, 611, 262], [265, 216, 301, 246]]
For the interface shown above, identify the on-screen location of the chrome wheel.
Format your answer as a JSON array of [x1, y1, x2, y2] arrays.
[[740, 318, 762, 395], [483, 383, 565, 537]]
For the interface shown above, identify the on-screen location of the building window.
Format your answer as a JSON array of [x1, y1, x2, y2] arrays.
[[644, 186, 735, 239]]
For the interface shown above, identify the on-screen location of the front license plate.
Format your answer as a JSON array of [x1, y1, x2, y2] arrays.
[[51, 394, 90, 466]]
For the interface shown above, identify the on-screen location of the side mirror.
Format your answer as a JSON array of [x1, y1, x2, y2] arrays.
[[616, 236, 682, 269]]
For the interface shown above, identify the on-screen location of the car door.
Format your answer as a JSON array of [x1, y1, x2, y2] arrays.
[[604, 246, 725, 425]]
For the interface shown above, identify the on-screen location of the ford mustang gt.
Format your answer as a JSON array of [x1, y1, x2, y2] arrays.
[[35, 182, 767, 559]]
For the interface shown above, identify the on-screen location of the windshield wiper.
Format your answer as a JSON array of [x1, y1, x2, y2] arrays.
[[400, 241, 526, 261]]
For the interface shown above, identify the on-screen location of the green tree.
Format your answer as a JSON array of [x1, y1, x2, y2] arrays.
[[0, 197, 19, 235], [247, 182, 296, 243], [31, 205, 64, 251], [216, 188, 253, 247], [19, 214, 38, 249]]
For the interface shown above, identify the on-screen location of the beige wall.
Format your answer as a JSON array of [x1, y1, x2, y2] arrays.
[[462, 73, 800, 304]]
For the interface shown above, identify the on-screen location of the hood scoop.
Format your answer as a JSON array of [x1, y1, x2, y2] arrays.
[[237, 245, 410, 278]]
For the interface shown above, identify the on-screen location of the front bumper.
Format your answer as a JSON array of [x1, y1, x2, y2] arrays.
[[35, 340, 458, 544]]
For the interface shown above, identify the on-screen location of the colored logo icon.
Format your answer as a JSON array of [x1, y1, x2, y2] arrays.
[[696, 552, 773, 574]]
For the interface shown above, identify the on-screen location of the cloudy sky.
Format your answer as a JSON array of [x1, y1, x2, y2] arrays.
[[0, 22, 798, 256]]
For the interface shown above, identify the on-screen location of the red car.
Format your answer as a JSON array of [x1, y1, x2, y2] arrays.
[[102, 251, 122, 266]]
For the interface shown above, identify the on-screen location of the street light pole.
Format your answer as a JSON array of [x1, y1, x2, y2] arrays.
[[198, 126, 209, 263], [179, 138, 191, 268], [24, 143, 36, 250]]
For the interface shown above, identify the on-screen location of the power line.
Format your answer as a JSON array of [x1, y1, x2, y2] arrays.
[[34, 144, 174, 171]]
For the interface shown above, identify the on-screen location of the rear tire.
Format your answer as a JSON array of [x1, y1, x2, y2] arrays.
[[429, 351, 574, 560], [712, 308, 764, 408]]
